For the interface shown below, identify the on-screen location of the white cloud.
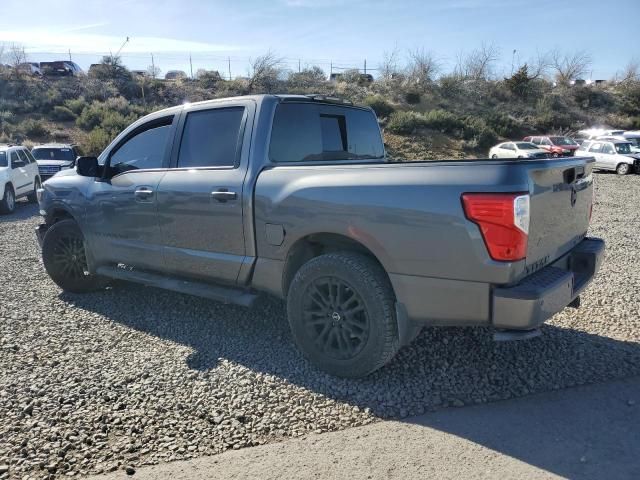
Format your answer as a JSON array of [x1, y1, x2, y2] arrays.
[[0, 30, 244, 54]]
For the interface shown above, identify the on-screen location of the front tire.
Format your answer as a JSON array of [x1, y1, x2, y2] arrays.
[[27, 177, 41, 203], [491, 154, 498, 159], [287, 252, 399, 378], [616, 163, 630, 175], [0, 184, 16, 214], [42, 219, 108, 293]]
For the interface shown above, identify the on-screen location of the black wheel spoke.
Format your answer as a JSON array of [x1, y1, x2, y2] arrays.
[[302, 276, 369, 360]]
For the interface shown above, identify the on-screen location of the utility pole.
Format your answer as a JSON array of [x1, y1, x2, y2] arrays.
[[298, 59, 301, 73], [151, 53, 155, 78], [189, 53, 193, 79], [68, 49, 72, 61], [330, 61, 333, 76], [364, 59, 367, 75], [228, 56, 231, 80]]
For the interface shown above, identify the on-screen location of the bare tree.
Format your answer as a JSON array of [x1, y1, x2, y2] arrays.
[[456, 43, 500, 81], [248, 50, 283, 93], [526, 50, 552, 80], [379, 45, 401, 81], [8, 43, 27, 69], [550, 49, 592, 85], [406, 48, 440, 91], [146, 64, 161, 79], [0, 44, 5, 65], [617, 58, 639, 84]]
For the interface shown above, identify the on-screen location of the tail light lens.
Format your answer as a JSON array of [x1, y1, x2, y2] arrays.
[[462, 193, 530, 262]]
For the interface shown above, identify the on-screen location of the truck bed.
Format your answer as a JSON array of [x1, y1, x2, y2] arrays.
[[251, 156, 595, 324]]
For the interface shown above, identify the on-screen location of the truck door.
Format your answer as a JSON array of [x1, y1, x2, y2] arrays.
[[83, 115, 177, 272], [156, 100, 254, 284]]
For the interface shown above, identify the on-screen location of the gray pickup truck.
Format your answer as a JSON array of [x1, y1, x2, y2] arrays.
[[36, 94, 604, 377]]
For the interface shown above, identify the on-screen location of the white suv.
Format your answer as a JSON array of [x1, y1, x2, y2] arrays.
[[0, 145, 42, 214]]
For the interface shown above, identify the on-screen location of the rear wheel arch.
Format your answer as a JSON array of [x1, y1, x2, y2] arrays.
[[282, 233, 390, 298]]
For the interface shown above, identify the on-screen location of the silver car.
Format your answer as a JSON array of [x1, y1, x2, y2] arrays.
[[489, 142, 550, 159], [577, 140, 639, 175]]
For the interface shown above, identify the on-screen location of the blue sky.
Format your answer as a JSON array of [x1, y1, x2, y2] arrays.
[[0, 0, 638, 79]]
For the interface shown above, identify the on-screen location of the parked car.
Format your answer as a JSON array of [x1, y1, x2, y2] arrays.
[[489, 142, 550, 159], [523, 136, 580, 157], [576, 140, 640, 175], [621, 131, 640, 153], [31, 144, 81, 180], [36, 94, 604, 378], [16, 62, 42, 76], [40, 61, 84, 77], [0, 145, 41, 214], [165, 70, 188, 81]]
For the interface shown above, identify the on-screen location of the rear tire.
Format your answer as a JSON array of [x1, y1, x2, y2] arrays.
[[616, 163, 630, 175], [42, 219, 108, 293], [287, 252, 399, 378], [0, 184, 16, 214], [27, 177, 41, 203], [491, 154, 498, 159]]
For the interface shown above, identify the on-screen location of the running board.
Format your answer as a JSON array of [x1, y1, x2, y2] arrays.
[[96, 265, 258, 308], [493, 328, 541, 342]]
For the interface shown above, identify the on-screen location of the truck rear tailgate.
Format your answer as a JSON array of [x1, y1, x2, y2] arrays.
[[525, 157, 594, 274]]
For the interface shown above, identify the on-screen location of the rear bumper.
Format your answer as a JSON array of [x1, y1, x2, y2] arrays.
[[492, 237, 605, 330]]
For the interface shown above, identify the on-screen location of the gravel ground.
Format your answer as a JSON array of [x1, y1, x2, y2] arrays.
[[1, 172, 639, 479]]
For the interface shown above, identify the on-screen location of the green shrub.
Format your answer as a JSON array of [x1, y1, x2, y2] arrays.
[[83, 128, 111, 156], [423, 109, 464, 134], [386, 111, 426, 134], [363, 95, 395, 118], [51, 106, 77, 121], [404, 91, 421, 104], [484, 112, 520, 137], [65, 97, 88, 115], [20, 118, 49, 138], [476, 127, 499, 150]]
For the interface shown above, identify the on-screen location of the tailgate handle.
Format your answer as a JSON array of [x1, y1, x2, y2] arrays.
[[563, 166, 584, 184]]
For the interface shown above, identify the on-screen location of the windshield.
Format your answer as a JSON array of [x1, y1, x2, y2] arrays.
[[0, 152, 6, 167], [516, 142, 538, 150], [627, 138, 640, 147], [32, 147, 75, 162], [550, 136, 577, 146], [615, 143, 632, 154]]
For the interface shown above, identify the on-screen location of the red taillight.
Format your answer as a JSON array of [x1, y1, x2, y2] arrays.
[[462, 193, 530, 262]]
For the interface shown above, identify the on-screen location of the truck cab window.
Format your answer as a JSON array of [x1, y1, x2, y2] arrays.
[[177, 107, 245, 168], [270, 103, 384, 163], [108, 123, 172, 176]]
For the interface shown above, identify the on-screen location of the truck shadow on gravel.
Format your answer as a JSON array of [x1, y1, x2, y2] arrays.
[[60, 283, 640, 420]]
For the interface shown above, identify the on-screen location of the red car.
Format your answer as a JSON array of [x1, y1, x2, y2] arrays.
[[523, 136, 580, 157]]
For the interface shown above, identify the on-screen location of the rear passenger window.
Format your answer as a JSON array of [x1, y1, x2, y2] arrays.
[[589, 143, 602, 153], [269, 103, 384, 163], [17, 150, 31, 163], [177, 107, 245, 168]]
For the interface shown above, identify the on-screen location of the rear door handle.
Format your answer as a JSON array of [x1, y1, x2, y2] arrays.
[[134, 186, 154, 202], [211, 188, 237, 203]]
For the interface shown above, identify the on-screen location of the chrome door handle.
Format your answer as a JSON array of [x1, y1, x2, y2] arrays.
[[134, 186, 154, 202], [211, 189, 237, 203]]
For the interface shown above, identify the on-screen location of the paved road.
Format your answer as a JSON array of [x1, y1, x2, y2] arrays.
[[91, 376, 640, 480]]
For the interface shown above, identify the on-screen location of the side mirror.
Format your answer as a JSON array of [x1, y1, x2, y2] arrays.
[[76, 156, 98, 177]]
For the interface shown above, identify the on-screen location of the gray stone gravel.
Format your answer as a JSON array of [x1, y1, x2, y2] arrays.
[[1, 172, 639, 479]]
